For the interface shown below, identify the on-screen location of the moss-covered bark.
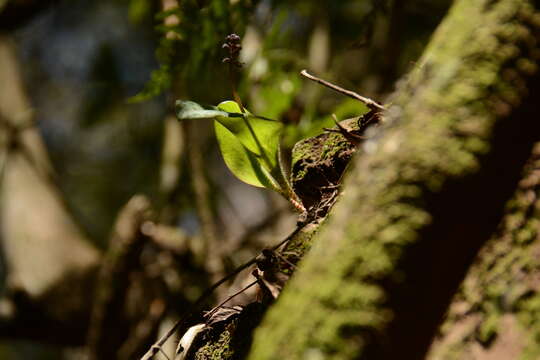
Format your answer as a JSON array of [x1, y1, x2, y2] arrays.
[[427, 143, 540, 360], [248, 0, 540, 359], [187, 220, 323, 359]]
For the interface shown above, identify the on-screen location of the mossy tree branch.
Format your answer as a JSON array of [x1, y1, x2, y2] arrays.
[[247, 1, 540, 359], [427, 142, 540, 360]]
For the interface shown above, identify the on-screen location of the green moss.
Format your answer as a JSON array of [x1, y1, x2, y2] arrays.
[[248, 0, 540, 359], [290, 120, 359, 184], [477, 311, 501, 344], [428, 142, 540, 359], [191, 303, 267, 359], [194, 329, 234, 360], [291, 141, 314, 169], [283, 223, 319, 258]]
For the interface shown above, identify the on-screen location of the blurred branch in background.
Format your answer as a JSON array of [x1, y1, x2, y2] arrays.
[[0, 34, 99, 345], [158, 114, 185, 224], [184, 120, 226, 297], [86, 195, 153, 360]]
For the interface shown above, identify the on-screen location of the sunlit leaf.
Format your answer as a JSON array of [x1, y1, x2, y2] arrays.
[[175, 99, 285, 192], [216, 101, 282, 169], [214, 121, 277, 189], [175, 100, 229, 120]]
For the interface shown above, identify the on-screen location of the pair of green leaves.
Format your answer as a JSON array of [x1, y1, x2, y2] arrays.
[[175, 100, 284, 192]]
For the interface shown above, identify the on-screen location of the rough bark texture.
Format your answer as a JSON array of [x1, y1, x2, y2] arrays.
[[247, 0, 540, 359], [427, 143, 540, 360]]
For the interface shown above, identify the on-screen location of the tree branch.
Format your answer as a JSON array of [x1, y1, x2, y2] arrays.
[[249, 1, 540, 359]]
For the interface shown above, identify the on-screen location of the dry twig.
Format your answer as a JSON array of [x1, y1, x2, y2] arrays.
[[300, 69, 385, 111], [139, 225, 303, 360]]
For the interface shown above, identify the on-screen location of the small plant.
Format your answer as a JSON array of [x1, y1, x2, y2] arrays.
[[176, 34, 305, 212]]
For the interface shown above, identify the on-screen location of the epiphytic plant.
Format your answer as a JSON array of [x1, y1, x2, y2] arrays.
[[176, 34, 305, 212]]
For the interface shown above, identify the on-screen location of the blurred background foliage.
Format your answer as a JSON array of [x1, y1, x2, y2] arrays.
[[1, 0, 452, 357]]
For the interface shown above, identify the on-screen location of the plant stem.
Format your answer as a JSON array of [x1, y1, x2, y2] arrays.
[[224, 35, 304, 211]]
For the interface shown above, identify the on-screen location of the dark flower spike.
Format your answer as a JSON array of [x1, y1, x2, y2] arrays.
[[223, 33, 243, 68]]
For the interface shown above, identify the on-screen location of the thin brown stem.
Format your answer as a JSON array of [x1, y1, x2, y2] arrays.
[[274, 251, 297, 270], [300, 69, 385, 111], [139, 225, 303, 360], [230, 69, 246, 114], [204, 280, 258, 319]]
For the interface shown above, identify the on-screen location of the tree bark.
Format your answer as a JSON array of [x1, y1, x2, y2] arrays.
[[427, 142, 540, 359], [247, 0, 540, 359]]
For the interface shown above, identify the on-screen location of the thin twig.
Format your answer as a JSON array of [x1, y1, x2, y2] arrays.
[[139, 225, 304, 360], [158, 346, 171, 360], [323, 114, 366, 145], [300, 69, 385, 111], [273, 251, 297, 270], [204, 280, 258, 319]]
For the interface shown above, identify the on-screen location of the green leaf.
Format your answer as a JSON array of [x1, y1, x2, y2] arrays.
[[215, 101, 283, 170], [214, 121, 277, 189], [174, 99, 286, 192], [175, 100, 229, 120]]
